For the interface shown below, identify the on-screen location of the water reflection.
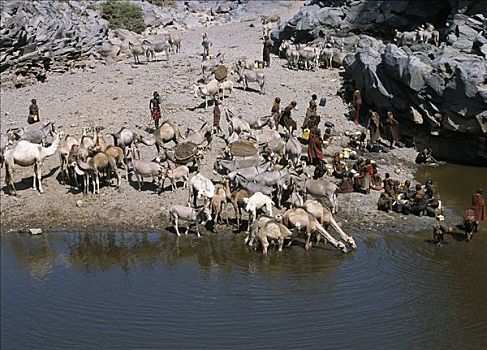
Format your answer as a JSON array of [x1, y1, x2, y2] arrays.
[[9, 231, 345, 280]]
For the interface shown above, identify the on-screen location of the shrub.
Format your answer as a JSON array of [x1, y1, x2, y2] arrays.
[[101, 0, 146, 34], [151, 0, 175, 7]]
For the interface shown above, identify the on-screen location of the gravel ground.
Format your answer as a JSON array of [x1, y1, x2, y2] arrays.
[[1, 3, 455, 237]]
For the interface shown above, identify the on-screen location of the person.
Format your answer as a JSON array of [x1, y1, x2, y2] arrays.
[[360, 159, 376, 194], [262, 35, 272, 67], [279, 101, 297, 131], [415, 147, 436, 164], [433, 214, 453, 246], [307, 127, 324, 166], [383, 172, 399, 197], [464, 208, 477, 241], [384, 111, 399, 149], [332, 152, 347, 178], [366, 110, 380, 144], [271, 97, 281, 130], [352, 88, 362, 125], [399, 180, 415, 200], [303, 94, 320, 130], [149, 91, 162, 129], [28, 99, 40, 124], [213, 99, 222, 134], [377, 192, 393, 212], [338, 174, 354, 193], [409, 184, 428, 216], [471, 189, 485, 233]]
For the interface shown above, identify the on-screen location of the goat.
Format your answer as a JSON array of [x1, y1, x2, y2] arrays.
[[161, 165, 189, 192], [193, 79, 220, 109], [218, 80, 234, 100]]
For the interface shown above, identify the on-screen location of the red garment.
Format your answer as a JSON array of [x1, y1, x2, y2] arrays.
[[307, 134, 323, 163], [472, 193, 486, 221], [151, 107, 161, 121]]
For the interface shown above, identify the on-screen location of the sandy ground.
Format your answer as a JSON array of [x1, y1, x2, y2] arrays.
[[0, 3, 452, 236]]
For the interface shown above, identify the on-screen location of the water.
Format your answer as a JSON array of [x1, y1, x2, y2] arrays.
[[2, 165, 487, 349]]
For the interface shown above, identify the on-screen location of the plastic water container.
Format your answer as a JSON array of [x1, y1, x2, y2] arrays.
[[302, 128, 310, 140]]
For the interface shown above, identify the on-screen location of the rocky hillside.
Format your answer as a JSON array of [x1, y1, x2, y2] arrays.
[[0, 0, 292, 89], [272, 0, 487, 165]]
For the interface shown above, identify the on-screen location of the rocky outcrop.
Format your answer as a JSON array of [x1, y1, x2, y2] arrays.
[[0, 0, 109, 88], [272, 0, 487, 165]]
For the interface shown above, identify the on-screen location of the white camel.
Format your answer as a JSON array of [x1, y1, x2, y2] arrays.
[[4, 132, 63, 195]]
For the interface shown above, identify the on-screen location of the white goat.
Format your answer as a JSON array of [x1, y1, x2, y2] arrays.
[[193, 79, 220, 109], [218, 80, 234, 100]]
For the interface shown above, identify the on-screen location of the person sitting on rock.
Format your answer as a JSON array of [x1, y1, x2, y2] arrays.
[[377, 192, 394, 213], [409, 184, 428, 216], [338, 173, 354, 193], [383, 172, 399, 197], [415, 147, 436, 164], [332, 152, 347, 178], [399, 180, 415, 200]]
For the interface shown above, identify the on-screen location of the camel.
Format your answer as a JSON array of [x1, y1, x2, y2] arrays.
[[4, 132, 63, 195], [135, 121, 183, 160], [242, 192, 273, 232], [111, 127, 136, 162], [184, 121, 213, 149], [59, 134, 80, 185], [282, 208, 348, 253], [303, 199, 357, 249], [258, 220, 293, 255], [74, 151, 120, 195], [211, 183, 229, 228], [220, 175, 251, 230]]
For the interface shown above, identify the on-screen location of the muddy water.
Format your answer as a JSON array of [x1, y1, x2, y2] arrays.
[[2, 165, 487, 349]]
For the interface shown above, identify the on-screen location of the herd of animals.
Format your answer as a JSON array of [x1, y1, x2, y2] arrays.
[[1, 17, 448, 254]]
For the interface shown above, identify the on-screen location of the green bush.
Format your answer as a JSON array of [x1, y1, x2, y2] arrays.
[[101, 0, 146, 34]]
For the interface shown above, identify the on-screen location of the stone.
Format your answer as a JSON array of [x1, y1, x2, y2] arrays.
[[28, 228, 43, 235], [76, 200, 83, 207]]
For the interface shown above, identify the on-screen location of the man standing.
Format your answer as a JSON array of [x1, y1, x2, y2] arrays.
[[352, 88, 362, 125], [367, 110, 380, 144], [213, 100, 222, 134], [270, 97, 281, 130], [471, 189, 485, 233], [384, 111, 400, 149], [303, 94, 319, 129], [149, 91, 162, 129], [307, 127, 324, 166], [262, 35, 272, 68], [28, 99, 40, 124]]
